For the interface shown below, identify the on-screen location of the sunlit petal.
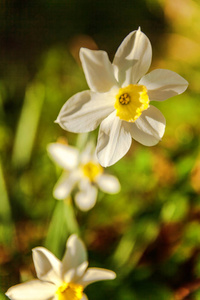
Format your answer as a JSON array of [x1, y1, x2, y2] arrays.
[[56, 90, 115, 133], [96, 111, 132, 167], [62, 234, 88, 282], [32, 248, 62, 285], [113, 28, 152, 86], [78, 268, 116, 288], [6, 280, 56, 300], [80, 48, 118, 92], [64, 261, 89, 284], [128, 105, 166, 146], [139, 69, 189, 101], [97, 174, 121, 194]]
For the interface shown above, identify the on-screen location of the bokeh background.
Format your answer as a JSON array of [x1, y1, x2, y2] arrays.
[[1, 0, 200, 299]]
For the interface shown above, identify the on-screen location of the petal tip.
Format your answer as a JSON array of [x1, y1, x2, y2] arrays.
[[185, 80, 189, 89], [79, 47, 85, 57], [5, 291, 10, 298], [96, 156, 109, 168], [111, 271, 117, 279], [80, 47, 86, 53], [79, 47, 91, 60], [32, 246, 44, 256], [66, 234, 83, 249], [67, 233, 79, 242], [32, 246, 39, 252]]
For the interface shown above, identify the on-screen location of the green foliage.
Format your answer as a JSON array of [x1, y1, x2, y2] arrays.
[[1, 0, 200, 299]]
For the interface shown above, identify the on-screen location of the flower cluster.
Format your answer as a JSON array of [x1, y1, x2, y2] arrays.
[[6, 28, 188, 300]]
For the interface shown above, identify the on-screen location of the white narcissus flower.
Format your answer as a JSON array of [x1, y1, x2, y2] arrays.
[[56, 28, 188, 167], [47, 142, 120, 211], [6, 234, 116, 300]]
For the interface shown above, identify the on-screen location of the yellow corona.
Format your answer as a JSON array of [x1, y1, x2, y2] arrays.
[[82, 161, 103, 182], [115, 84, 149, 122], [56, 282, 83, 300]]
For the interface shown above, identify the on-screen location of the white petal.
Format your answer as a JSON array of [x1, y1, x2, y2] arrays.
[[56, 90, 115, 133], [62, 234, 88, 282], [80, 48, 118, 92], [78, 268, 116, 288], [47, 143, 79, 170], [64, 261, 88, 284], [128, 105, 166, 146], [139, 69, 188, 101], [113, 28, 152, 86], [80, 142, 95, 164], [75, 181, 98, 211], [53, 171, 80, 200], [96, 111, 132, 167], [6, 280, 56, 300], [96, 174, 121, 194], [81, 294, 88, 300], [32, 247, 62, 285]]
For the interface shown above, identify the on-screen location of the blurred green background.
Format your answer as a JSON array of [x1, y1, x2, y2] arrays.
[[1, 0, 200, 299]]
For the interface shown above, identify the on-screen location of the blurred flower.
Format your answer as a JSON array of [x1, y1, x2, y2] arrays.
[[47, 142, 120, 211], [6, 234, 116, 300], [56, 28, 188, 167]]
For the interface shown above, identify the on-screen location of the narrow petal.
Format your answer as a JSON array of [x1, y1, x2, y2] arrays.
[[56, 90, 115, 133], [128, 105, 166, 146], [53, 171, 80, 200], [32, 247, 62, 285], [96, 111, 132, 167], [96, 174, 121, 194], [6, 280, 56, 300], [62, 234, 88, 282], [80, 48, 118, 92], [47, 143, 79, 170], [139, 69, 188, 101], [75, 181, 98, 211], [78, 268, 116, 288], [113, 28, 152, 86]]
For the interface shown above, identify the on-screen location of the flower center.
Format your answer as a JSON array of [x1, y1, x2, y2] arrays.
[[119, 93, 130, 105], [56, 282, 83, 300], [114, 84, 149, 122], [82, 161, 103, 182]]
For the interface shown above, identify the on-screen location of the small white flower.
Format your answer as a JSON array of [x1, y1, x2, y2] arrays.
[[56, 28, 188, 167], [47, 142, 120, 211], [6, 234, 116, 300]]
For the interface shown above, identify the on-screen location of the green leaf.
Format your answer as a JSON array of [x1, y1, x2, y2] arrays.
[[0, 158, 14, 245], [44, 199, 79, 259]]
